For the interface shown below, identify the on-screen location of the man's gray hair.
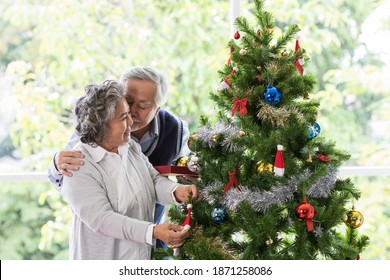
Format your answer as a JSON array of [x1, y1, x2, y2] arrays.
[[119, 66, 168, 107], [74, 80, 125, 146]]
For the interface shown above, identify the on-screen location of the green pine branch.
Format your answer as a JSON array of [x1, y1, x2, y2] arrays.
[[274, 24, 300, 52]]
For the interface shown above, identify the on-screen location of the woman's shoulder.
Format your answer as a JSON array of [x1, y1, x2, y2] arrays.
[[64, 143, 104, 183], [128, 139, 143, 153], [72, 142, 102, 171]]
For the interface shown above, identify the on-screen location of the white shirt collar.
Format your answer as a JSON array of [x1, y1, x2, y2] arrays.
[[81, 142, 129, 163], [150, 113, 159, 137]]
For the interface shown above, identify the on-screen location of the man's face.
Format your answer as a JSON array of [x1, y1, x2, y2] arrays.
[[125, 79, 159, 133]]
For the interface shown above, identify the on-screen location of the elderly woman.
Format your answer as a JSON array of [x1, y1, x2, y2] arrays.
[[62, 80, 198, 260]]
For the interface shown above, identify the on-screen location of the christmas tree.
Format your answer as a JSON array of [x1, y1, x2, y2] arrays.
[[164, 0, 369, 260]]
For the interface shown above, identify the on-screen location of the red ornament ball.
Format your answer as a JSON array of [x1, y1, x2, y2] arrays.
[[234, 31, 240, 40], [295, 198, 316, 220]]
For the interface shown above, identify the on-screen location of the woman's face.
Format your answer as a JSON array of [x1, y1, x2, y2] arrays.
[[99, 98, 133, 152]]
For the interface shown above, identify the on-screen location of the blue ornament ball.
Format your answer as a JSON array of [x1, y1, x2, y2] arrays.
[[313, 122, 321, 136], [211, 206, 228, 224], [308, 122, 321, 139], [263, 83, 281, 105], [308, 127, 315, 139]]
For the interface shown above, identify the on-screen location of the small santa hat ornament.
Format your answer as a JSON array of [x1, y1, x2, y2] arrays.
[[217, 80, 231, 91], [173, 204, 192, 257], [294, 38, 304, 75], [217, 67, 238, 91], [181, 204, 192, 229], [273, 145, 285, 176]]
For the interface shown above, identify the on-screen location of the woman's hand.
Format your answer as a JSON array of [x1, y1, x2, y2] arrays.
[[152, 224, 189, 247], [173, 184, 201, 203]]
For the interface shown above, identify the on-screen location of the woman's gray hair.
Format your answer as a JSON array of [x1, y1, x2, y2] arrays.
[[74, 80, 125, 146], [119, 66, 168, 107]]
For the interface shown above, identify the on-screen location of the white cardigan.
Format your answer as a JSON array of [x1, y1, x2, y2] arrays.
[[62, 139, 178, 260]]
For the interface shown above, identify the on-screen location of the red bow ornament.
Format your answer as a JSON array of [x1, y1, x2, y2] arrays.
[[315, 154, 333, 162], [231, 98, 248, 117], [223, 169, 240, 193]]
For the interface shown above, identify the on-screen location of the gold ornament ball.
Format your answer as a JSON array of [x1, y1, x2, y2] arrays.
[[265, 163, 273, 172], [176, 157, 188, 167], [257, 66, 262, 71], [239, 130, 246, 137], [211, 134, 218, 142], [344, 210, 364, 229], [256, 161, 273, 173]]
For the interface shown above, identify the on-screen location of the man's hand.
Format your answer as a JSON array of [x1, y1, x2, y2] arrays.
[[54, 150, 85, 177], [173, 184, 201, 203]]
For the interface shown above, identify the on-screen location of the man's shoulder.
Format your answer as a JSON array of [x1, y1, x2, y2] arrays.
[[158, 108, 174, 118], [158, 110, 183, 131], [157, 109, 189, 135], [158, 109, 184, 123]]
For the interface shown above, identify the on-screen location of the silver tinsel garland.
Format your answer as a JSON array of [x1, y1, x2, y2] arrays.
[[197, 122, 245, 152], [306, 167, 338, 198], [201, 168, 339, 213]]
